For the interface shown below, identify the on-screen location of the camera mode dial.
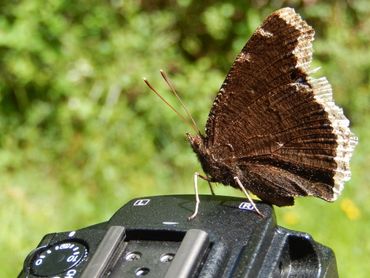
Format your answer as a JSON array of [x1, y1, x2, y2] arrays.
[[30, 241, 88, 276]]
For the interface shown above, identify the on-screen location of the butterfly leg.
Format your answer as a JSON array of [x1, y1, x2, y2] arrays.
[[207, 180, 215, 195], [234, 176, 264, 217], [188, 172, 201, 220], [197, 173, 215, 195]]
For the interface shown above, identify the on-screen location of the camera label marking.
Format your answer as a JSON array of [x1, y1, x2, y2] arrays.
[[162, 221, 179, 225], [239, 202, 254, 211], [68, 231, 76, 237], [65, 268, 77, 278], [133, 199, 151, 206]]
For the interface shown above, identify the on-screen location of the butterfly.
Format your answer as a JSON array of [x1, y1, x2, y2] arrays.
[[146, 7, 357, 219], [185, 7, 357, 218]]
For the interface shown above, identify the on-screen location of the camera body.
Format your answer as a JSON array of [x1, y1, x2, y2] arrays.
[[19, 195, 338, 277]]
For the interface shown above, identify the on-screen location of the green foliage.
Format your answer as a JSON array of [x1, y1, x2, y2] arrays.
[[0, 1, 369, 277]]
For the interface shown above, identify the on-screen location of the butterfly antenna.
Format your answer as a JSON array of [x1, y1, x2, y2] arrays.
[[160, 69, 201, 134], [143, 78, 198, 133]]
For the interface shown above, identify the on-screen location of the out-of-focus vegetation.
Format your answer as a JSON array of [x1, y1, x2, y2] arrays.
[[1, 0, 369, 276]]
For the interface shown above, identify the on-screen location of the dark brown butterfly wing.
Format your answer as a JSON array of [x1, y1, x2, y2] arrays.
[[203, 8, 357, 204]]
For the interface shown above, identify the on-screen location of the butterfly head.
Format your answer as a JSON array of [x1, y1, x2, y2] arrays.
[[186, 133, 207, 156], [186, 133, 233, 184], [186, 133, 214, 170]]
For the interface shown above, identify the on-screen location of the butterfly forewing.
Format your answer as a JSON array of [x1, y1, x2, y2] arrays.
[[205, 8, 314, 148]]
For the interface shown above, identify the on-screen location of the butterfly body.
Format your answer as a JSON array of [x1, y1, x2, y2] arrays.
[[186, 8, 357, 207]]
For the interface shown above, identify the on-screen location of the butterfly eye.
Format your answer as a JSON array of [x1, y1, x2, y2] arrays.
[[290, 69, 308, 85]]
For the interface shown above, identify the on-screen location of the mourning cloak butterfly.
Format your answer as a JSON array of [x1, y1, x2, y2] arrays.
[[184, 7, 358, 218]]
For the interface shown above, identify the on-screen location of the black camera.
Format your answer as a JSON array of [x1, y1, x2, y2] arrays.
[[19, 195, 338, 277]]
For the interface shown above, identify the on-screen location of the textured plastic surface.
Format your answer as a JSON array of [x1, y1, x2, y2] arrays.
[[19, 195, 338, 277]]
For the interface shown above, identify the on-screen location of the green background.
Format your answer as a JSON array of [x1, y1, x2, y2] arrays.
[[1, 0, 369, 277]]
